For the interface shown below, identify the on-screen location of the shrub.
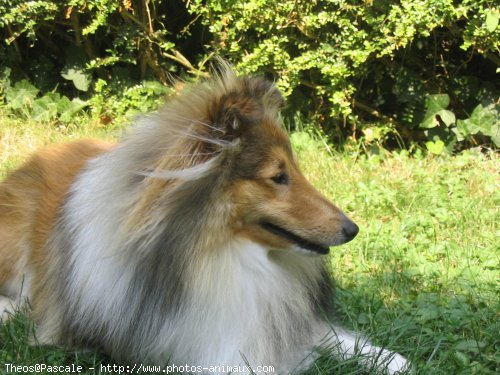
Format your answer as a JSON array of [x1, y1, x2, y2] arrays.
[[0, 0, 498, 150], [189, 0, 499, 150]]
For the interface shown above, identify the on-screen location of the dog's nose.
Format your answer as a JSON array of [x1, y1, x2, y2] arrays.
[[342, 219, 359, 242]]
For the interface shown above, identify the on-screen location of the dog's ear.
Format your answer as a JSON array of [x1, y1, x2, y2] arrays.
[[211, 78, 284, 141], [215, 93, 262, 135]]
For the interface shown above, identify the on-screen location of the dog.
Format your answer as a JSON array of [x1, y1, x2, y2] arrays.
[[0, 65, 408, 374]]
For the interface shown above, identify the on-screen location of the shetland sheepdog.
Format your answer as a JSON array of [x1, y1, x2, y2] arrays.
[[0, 65, 408, 374]]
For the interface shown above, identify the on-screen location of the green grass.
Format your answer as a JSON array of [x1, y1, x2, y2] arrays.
[[0, 112, 115, 179], [1, 115, 498, 374]]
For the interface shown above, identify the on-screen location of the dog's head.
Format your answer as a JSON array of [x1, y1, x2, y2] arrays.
[[147, 64, 358, 255], [204, 67, 358, 255]]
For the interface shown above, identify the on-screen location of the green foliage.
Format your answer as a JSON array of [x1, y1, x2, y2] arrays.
[[456, 103, 500, 146], [188, 0, 498, 150], [0, 0, 498, 150], [4, 80, 39, 110], [3, 78, 89, 123], [418, 94, 499, 153], [0, 66, 172, 125], [89, 79, 172, 120], [295, 133, 498, 374], [0, 0, 199, 123], [61, 68, 91, 92], [420, 94, 456, 129], [0, 0, 58, 39]]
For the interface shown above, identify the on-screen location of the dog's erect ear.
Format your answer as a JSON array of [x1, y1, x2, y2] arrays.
[[211, 77, 284, 140], [216, 93, 262, 134]]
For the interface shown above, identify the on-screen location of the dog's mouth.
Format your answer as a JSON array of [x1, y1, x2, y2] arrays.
[[260, 221, 330, 255]]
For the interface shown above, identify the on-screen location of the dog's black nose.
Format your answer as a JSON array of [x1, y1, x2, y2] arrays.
[[342, 219, 359, 242]]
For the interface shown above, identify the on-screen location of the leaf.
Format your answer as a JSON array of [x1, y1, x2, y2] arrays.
[[469, 104, 498, 136], [5, 80, 39, 109], [456, 339, 486, 354], [59, 98, 89, 122], [456, 119, 475, 136], [143, 81, 168, 95], [451, 127, 465, 142], [420, 94, 455, 129], [456, 104, 499, 145], [425, 139, 445, 154], [56, 95, 72, 113], [32, 93, 60, 121], [428, 94, 450, 112], [61, 68, 91, 92], [437, 109, 455, 126], [159, 41, 175, 51], [486, 10, 499, 33]]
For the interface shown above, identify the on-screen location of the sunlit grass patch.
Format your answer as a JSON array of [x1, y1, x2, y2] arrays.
[[0, 119, 498, 374]]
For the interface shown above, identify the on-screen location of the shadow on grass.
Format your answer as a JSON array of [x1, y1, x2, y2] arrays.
[[0, 270, 497, 375], [330, 268, 498, 375]]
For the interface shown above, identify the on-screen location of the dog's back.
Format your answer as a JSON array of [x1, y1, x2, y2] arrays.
[[0, 140, 112, 313]]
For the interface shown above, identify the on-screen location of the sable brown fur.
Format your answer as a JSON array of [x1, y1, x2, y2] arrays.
[[0, 65, 408, 374]]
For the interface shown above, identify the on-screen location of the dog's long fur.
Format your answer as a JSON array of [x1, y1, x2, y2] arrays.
[[0, 66, 408, 374]]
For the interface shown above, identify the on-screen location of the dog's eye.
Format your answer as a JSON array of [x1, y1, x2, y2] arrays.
[[271, 173, 289, 185]]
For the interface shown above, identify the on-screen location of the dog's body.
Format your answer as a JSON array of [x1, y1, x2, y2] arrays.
[[0, 67, 408, 373]]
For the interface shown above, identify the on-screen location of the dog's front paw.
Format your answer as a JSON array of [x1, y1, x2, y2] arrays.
[[0, 296, 15, 323], [384, 351, 411, 374]]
